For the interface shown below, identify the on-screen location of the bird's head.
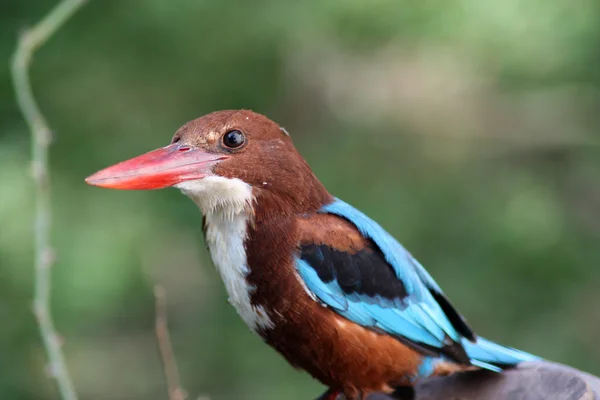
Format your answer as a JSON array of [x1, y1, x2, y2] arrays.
[[86, 110, 330, 218]]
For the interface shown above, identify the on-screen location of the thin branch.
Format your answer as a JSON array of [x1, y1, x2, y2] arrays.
[[10, 1, 87, 400], [154, 285, 188, 400]]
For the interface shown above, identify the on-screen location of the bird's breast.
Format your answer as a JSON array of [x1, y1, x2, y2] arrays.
[[203, 210, 274, 332]]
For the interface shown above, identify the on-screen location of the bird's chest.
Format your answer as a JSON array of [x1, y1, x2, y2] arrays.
[[203, 212, 274, 332]]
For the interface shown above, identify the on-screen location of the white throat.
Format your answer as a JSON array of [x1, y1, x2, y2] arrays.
[[175, 176, 274, 332]]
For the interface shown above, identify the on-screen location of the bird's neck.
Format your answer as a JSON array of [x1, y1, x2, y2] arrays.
[[178, 177, 277, 332], [252, 179, 333, 223], [176, 176, 253, 218], [175, 175, 331, 333]]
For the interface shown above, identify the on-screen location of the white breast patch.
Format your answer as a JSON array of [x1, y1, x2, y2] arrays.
[[176, 177, 274, 332]]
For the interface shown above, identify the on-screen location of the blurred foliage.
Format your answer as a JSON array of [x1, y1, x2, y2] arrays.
[[2, 0, 600, 399]]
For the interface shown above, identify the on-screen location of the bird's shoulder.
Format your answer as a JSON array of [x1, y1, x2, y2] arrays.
[[293, 211, 410, 305], [295, 212, 371, 253]]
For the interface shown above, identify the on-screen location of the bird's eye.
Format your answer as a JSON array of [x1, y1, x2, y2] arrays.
[[222, 130, 245, 149]]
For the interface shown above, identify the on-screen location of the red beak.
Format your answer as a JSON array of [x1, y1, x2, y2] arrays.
[[85, 143, 228, 190]]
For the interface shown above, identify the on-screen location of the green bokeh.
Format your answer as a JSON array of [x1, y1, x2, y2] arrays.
[[1, 1, 599, 399]]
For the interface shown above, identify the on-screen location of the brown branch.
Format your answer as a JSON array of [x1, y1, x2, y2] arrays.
[[10, 1, 87, 399], [154, 285, 188, 400]]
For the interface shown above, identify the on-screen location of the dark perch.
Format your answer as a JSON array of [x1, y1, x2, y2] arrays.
[[318, 362, 600, 400]]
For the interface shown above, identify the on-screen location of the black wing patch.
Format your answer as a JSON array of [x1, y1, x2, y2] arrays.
[[299, 243, 408, 302]]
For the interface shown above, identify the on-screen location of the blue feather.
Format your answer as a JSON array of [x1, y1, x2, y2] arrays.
[[462, 337, 540, 366], [416, 357, 436, 379], [294, 198, 539, 372], [297, 259, 443, 346], [318, 199, 461, 343]]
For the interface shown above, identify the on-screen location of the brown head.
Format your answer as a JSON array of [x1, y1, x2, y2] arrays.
[[85, 110, 331, 219]]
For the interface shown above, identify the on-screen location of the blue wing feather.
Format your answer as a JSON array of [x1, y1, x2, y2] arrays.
[[296, 259, 444, 347], [319, 199, 462, 343], [295, 198, 540, 372]]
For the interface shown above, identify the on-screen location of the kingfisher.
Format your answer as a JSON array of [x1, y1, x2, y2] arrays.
[[86, 110, 539, 399]]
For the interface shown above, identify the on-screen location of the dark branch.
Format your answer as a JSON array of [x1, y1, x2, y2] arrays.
[[318, 361, 600, 400]]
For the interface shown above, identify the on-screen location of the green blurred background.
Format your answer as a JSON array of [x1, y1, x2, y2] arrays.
[[2, 1, 600, 399]]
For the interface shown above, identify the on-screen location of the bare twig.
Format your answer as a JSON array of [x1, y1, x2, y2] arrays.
[[10, 1, 87, 399], [154, 285, 188, 400]]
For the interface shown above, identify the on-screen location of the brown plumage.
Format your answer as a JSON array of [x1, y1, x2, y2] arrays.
[[86, 109, 536, 400], [246, 211, 424, 397]]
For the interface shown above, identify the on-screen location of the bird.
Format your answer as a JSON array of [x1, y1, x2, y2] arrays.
[[85, 110, 539, 400]]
